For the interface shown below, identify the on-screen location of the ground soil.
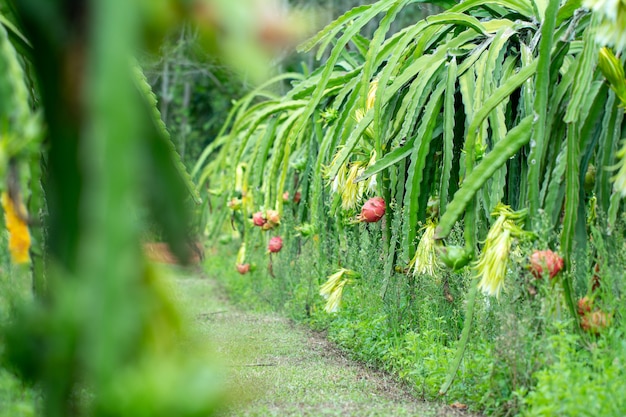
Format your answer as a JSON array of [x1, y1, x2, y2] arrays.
[[173, 273, 481, 417]]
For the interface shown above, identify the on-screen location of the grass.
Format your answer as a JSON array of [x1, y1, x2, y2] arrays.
[[173, 267, 475, 417], [0, 368, 36, 417]]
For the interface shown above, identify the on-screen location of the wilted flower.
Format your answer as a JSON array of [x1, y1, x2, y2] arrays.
[[584, 0, 626, 50], [612, 139, 626, 197], [598, 47, 626, 105], [367, 173, 377, 193], [327, 150, 377, 212], [235, 163, 246, 194], [266, 209, 281, 226], [324, 279, 348, 313], [366, 78, 378, 111], [341, 162, 364, 210], [409, 222, 439, 276], [473, 204, 530, 298], [326, 149, 347, 194], [1, 192, 31, 264], [474, 217, 511, 297], [319, 268, 360, 313]]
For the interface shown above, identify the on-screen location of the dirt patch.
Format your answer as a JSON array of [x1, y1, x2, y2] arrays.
[[175, 276, 480, 417]]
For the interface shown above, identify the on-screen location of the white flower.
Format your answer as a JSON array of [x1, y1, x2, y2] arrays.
[[409, 222, 439, 277]]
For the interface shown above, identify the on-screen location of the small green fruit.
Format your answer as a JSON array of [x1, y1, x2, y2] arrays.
[[437, 245, 472, 271]]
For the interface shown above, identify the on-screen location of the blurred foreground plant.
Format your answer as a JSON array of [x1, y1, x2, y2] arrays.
[[0, 0, 308, 416]]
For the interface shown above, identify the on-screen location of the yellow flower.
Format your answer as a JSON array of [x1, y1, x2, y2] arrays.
[[320, 269, 345, 299], [598, 47, 626, 106], [409, 222, 439, 276], [473, 203, 529, 298], [366, 79, 378, 111], [474, 216, 511, 298], [612, 140, 626, 197], [319, 268, 358, 313], [324, 279, 348, 313], [341, 162, 363, 210], [326, 149, 376, 211], [1, 192, 31, 264], [331, 163, 347, 194]]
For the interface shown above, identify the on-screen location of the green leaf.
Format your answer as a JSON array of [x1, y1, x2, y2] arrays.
[[273, 108, 307, 213], [290, 0, 397, 176], [564, 16, 599, 124], [132, 65, 202, 205], [560, 123, 581, 321], [527, 0, 559, 223], [440, 58, 457, 217], [556, 0, 583, 25], [463, 60, 537, 177], [404, 80, 446, 257], [250, 116, 280, 190], [0, 13, 33, 61], [330, 30, 482, 181], [298, 4, 372, 55], [436, 115, 534, 240], [233, 101, 307, 165], [440, 278, 479, 395], [356, 139, 415, 182], [449, 0, 534, 18], [359, 0, 412, 111], [596, 92, 622, 212]]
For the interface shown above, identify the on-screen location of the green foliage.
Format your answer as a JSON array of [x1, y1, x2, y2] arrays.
[[197, 0, 620, 273], [199, 0, 626, 414], [0, 369, 37, 417], [144, 28, 251, 172]]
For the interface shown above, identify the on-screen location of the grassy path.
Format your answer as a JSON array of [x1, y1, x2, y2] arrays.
[[174, 273, 472, 417]]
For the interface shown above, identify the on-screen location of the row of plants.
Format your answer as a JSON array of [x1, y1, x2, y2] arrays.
[[210, 208, 626, 415], [196, 0, 626, 414]]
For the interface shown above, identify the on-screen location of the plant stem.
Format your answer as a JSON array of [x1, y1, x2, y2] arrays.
[[439, 277, 478, 395]]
